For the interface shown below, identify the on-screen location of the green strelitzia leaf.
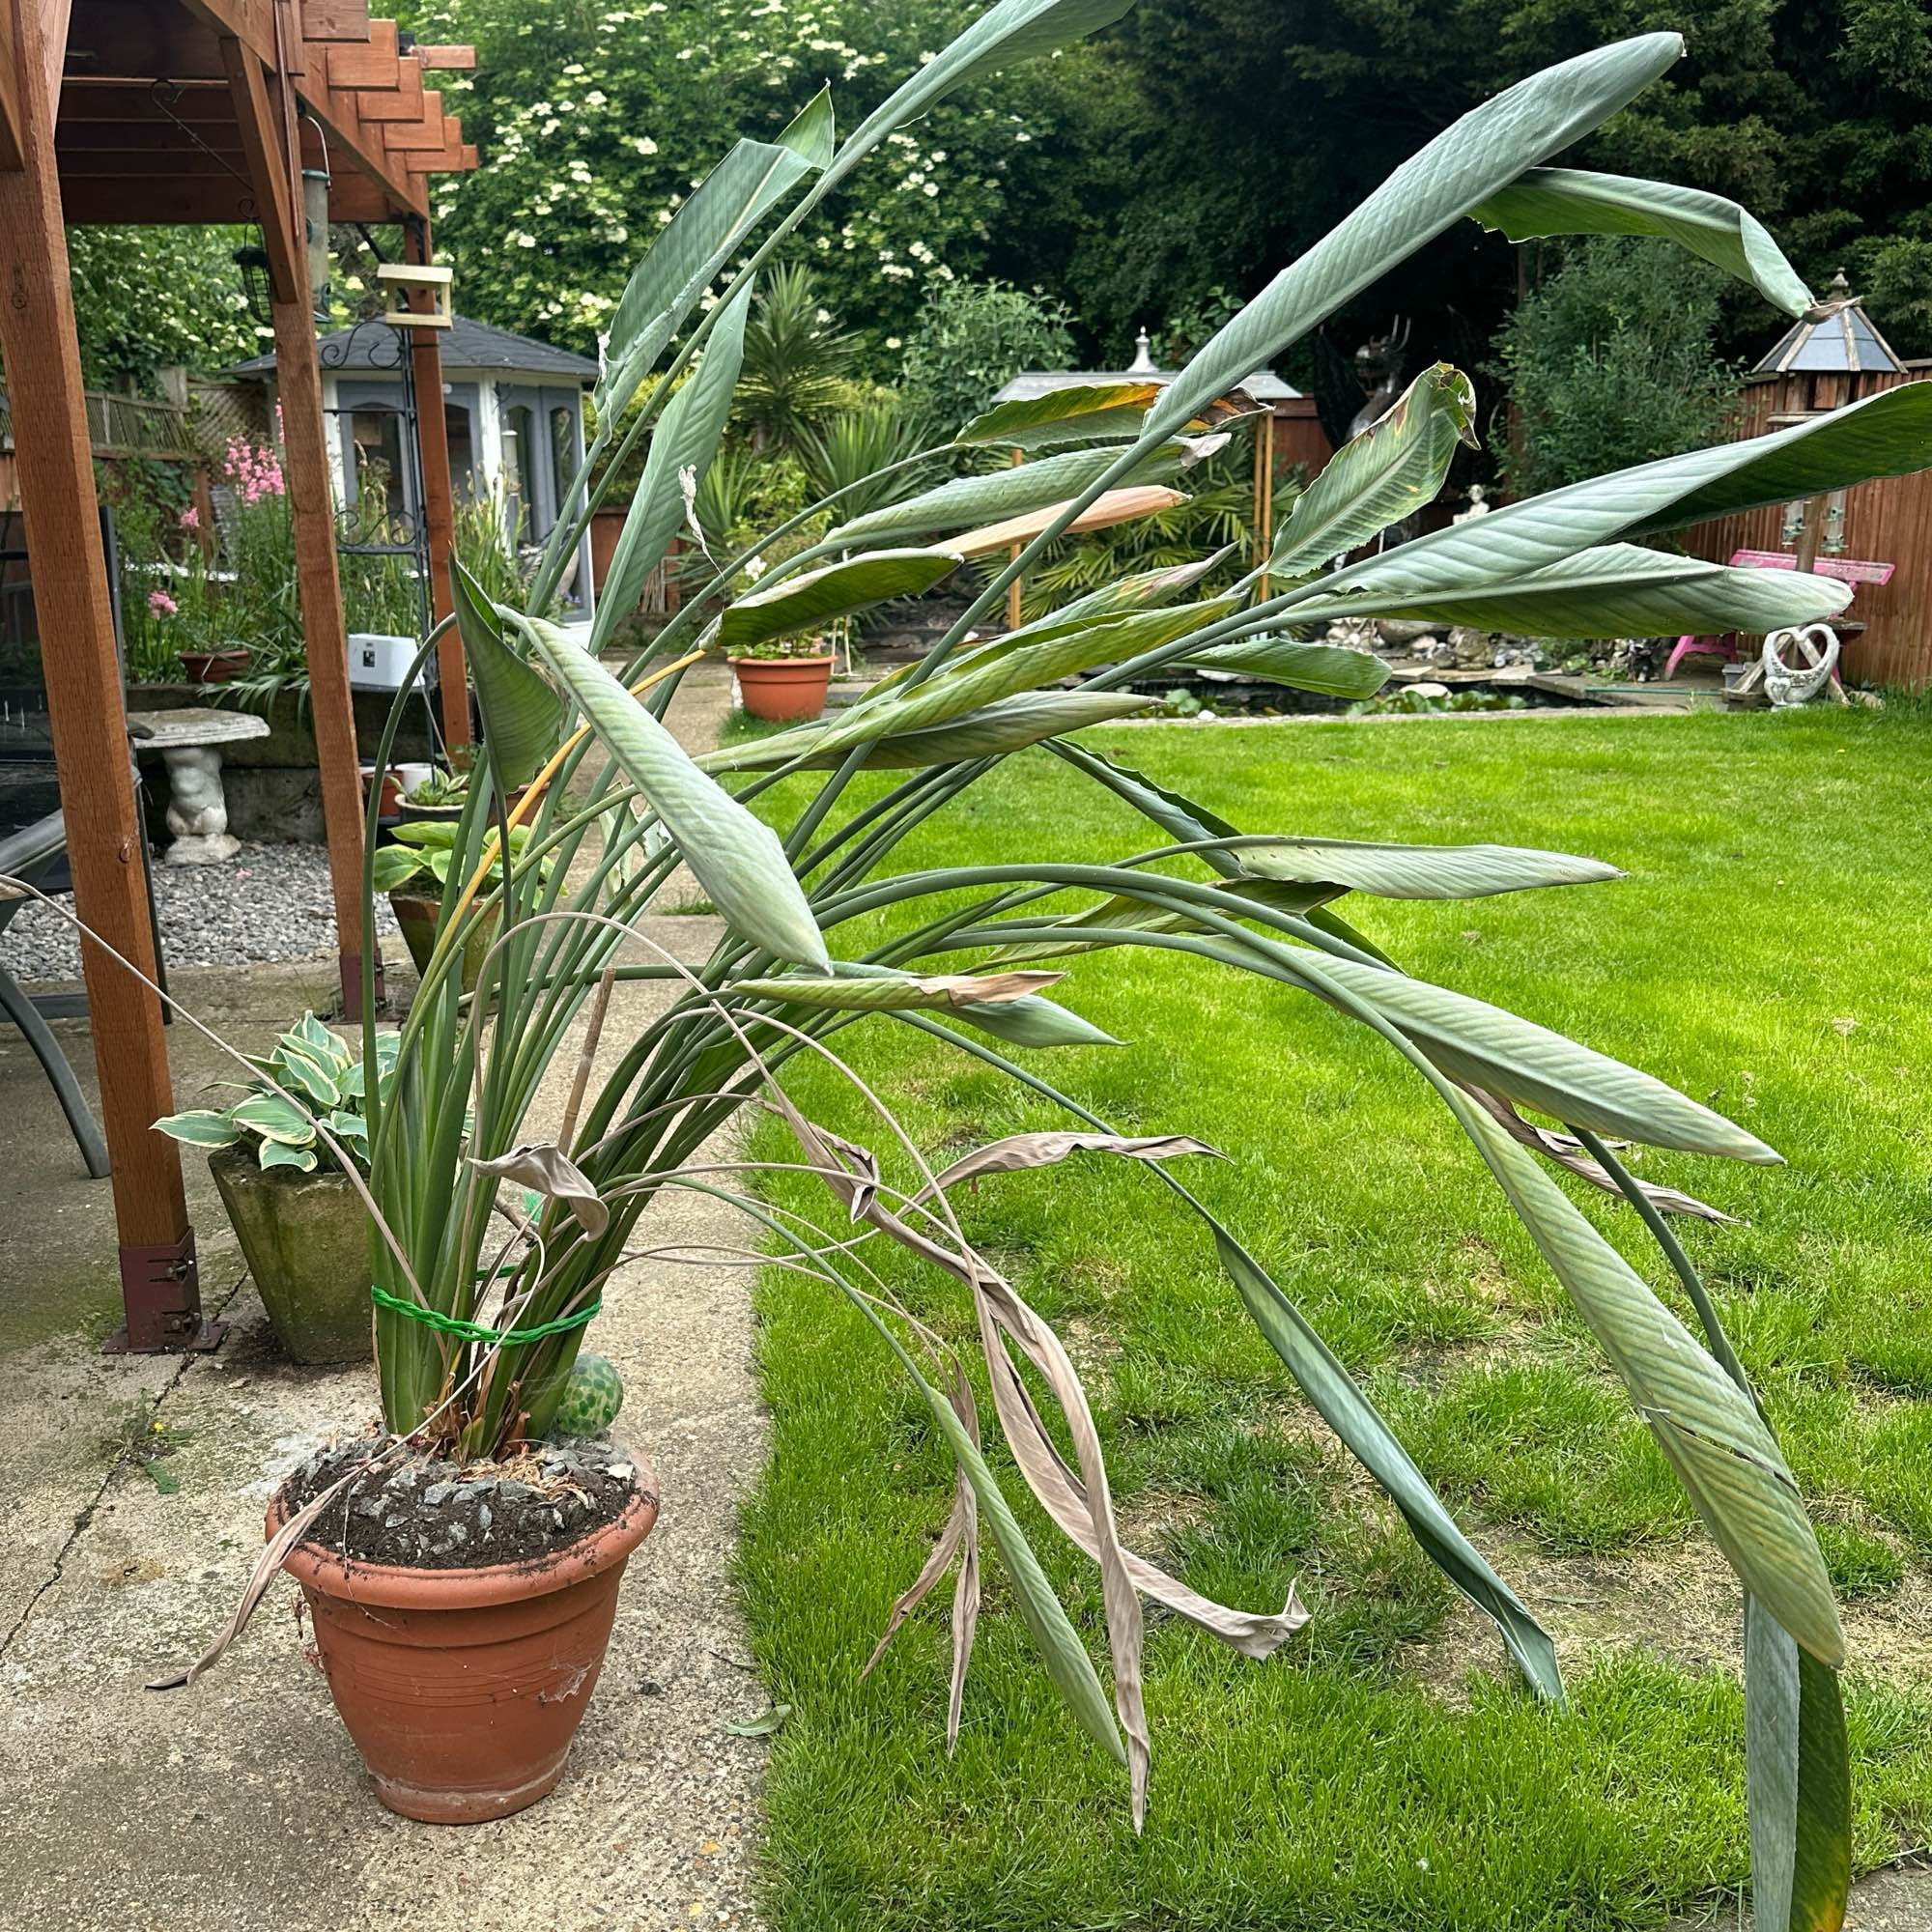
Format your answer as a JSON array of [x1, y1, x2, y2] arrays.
[[151, 1109, 241, 1151], [1141, 36, 1684, 441], [231, 1093, 317, 1147], [1053, 745, 1242, 868], [1213, 1227, 1564, 1700], [511, 612, 830, 971], [1052, 550, 1238, 622], [1324, 383, 1932, 602], [1317, 952, 1777, 1161], [720, 549, 962, 655], [1444, 1091, 1841, 1665], [954, 381, 1164, 451], [1235, 838, 1622, 899], [590, 279, 753, 655], [980, 877, 1340, 966], [828, 442, 1194, 550], [452, 563, 563, 790], [1300, 543, 1852, 639], [1269, 363, 1478, 574], [1178, 638, 1390, 697], [596, 92, 833, 422], [1471, 168, 1812, 317], [782, 603, 1240, 769], [1746, 1598, 1852, 1932], [710, 691, 1154, 773]]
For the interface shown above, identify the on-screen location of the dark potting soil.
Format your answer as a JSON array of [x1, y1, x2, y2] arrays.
[[281, 1435, 648, 1572]]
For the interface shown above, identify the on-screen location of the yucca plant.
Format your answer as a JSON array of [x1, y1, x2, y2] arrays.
[[130, 3, 1930, 1909]]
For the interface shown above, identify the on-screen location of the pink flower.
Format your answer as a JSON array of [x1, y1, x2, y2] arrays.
[[149, 589, 178, 617], [179, 505, 199, 530]]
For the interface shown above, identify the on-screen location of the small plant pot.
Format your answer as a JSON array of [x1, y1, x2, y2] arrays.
[[180, 647, 252, 686], [730, 652, 836, 722], [395, 800, 466, 827], [361, 765, 405, 819], [208, 1146, 372, 1363], [390, 892, 501, 995], [267, 1481, 658, 1823]]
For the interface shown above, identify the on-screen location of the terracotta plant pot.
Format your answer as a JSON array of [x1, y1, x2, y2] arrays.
[[730, 652, 836, 722], [268, 1482, 658, 1823], [208, 1146, 372, 1363], [361, 765, 404, 818], [180, 647, 252, 686], [390, 891, 501, 995]]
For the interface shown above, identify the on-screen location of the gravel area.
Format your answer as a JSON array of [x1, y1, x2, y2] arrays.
[[0, 843, 396, 983]]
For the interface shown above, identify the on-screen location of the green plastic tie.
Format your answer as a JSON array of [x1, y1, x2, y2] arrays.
[[370, 1283, 601, 1347]]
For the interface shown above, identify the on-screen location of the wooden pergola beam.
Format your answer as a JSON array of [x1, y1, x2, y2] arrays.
[[0, 0, 215, 1350], [219, 33, 298, 300]]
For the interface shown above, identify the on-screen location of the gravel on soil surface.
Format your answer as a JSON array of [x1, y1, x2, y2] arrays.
[[285, 1435, 651, 1571], [0, 842, 397, 983]]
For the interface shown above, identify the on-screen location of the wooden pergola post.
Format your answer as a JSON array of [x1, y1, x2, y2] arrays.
[[403, 213, 469, 749], [224, 33, 372, 1018], [0, 0, 477, 1350], [0, 0, 216, 1351]]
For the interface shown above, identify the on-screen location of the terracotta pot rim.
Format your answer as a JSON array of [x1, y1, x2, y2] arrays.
[[268, 1469, 659, 1612], [727, 653, 836, 670]]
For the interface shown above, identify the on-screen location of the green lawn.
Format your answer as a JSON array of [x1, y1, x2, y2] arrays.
[[736, 704, 1932, 1931]]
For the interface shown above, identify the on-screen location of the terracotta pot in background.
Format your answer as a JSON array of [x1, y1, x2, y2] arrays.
[[730, 653, 835, 722], [180, 647, 251, 686], [361, 765, 404, 819], [269, 1481, 658, 1823]]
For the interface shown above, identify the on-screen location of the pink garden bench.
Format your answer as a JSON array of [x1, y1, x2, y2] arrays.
[[1664, 549, 1895, 680]]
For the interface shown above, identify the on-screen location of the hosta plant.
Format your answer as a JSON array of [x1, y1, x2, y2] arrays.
[[51, 3, 1930, 1913], [154, 1013, 395, 1177]]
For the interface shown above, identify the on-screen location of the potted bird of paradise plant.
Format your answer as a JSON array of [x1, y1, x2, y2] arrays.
[[11, 12, 1919, 1910]]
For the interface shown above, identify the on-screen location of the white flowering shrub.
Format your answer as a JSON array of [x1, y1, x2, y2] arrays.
[[412, 0, 1076, 348]]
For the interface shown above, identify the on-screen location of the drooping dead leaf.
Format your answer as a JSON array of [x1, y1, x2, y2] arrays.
[[470, 1143, 611, 1236]]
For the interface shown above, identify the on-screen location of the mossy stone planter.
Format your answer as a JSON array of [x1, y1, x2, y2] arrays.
[[209, 1147, 372, 1363]]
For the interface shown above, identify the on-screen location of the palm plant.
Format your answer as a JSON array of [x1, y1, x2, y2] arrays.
[[734, 261, 860, 452], [799, 394, 933, 523], [1002, 430, 1262, 620], [122, 7, 1931, 1912]]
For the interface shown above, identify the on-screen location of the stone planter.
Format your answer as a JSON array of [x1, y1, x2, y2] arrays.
[[208, 1146, 372, 1363]]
